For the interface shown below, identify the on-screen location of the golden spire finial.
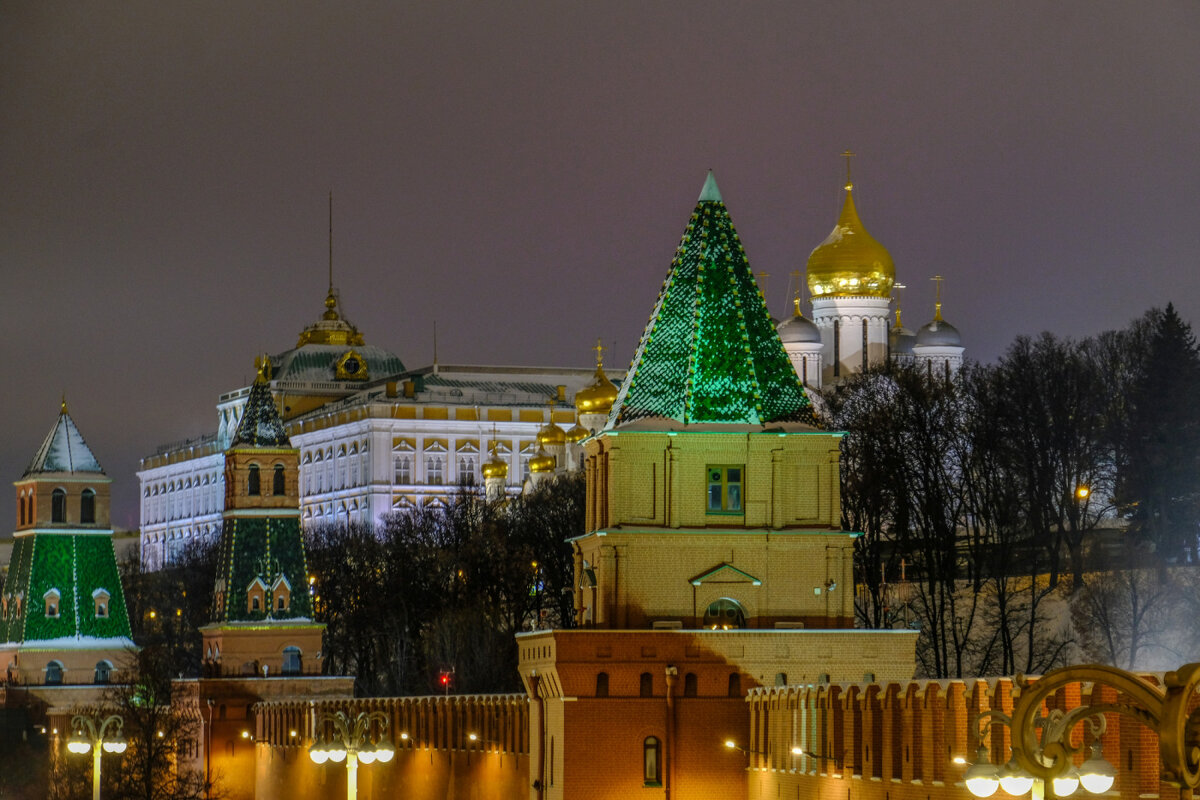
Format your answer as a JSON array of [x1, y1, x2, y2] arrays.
[[255, 353, 271, 383], [895, 308, 903, 327], [593, 338, 606, 369], [931, 275, 944, 321], [841, 150, 855, 190], [328, 191, 334, 296], [60, 392, 68, 414], [789, 269, 804, 317], [490, 424, 498, 457]]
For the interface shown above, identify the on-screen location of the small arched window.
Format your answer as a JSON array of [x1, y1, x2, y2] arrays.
[[728, 672, 742, 697], [684, 672, 698, 697], [595, 672, 609, 697], [282, 646, 301, 675], [18, 495, 25, 526], [703, 598, 746, 630], [247, 465, 261, 496], [51, 488, 67, 523], [639, 672, 653, 697], [94, 661, 112, 684], [273, 465, 286, 496], [643, 736, 662, 786], [45, 661, 64, 685], [81, 489, 96, 524]]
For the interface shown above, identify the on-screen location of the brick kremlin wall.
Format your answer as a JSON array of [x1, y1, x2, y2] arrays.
[[252, 694, 529, 800], [746, 677, 1175, 800]]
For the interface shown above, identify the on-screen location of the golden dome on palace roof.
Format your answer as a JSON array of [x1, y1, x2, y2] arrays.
[[576, 340, 619, 415], [537, 417, 567, 447], [297, 288, 366, 347], [806, 183, 895, 299], [529, 449, 556, 474]]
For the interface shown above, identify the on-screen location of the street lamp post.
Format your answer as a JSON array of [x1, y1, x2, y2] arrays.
[[308, 710, 395, 800], [963, 662, 1200, 798], [66, 713, 127, 800]]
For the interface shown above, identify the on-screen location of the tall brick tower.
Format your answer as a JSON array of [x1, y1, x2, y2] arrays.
[[0, 403, 135, 686], [201, 364, 323, 677], [517, 173, 917, 800]]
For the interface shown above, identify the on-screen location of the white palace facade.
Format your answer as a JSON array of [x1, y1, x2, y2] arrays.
[[137, 287, 619, 569]]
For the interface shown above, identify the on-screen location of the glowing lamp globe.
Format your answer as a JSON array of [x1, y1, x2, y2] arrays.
[[103, 738, 128, 754], [964, 749, 1000, 798], [998, 760, 1034, 796], [1052, 768, 1081, 797], [309, 745, 330, 764], [374, 740, 395, 763], [358, 750, 376, 764], [67, 735, 92, 755], [328, 747, 347, 763], [1079, 746, 1116, 794]]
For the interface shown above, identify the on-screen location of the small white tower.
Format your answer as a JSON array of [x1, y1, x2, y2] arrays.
[[912, 276, 965, 379], [777, 296, 825, 390]]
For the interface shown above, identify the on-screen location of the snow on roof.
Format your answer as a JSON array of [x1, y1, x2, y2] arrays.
[[18, 635, 137, 651], [24, 411, 105, 476]]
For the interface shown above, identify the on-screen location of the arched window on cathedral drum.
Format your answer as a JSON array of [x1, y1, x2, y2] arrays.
[[247, 465, 260, 495], [52, 488, 66, 522], [273, 464, 285, 496]]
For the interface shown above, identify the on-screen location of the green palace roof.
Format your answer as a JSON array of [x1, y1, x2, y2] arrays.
[[608, 172, 820, 429], [231, 373, 291, 448]]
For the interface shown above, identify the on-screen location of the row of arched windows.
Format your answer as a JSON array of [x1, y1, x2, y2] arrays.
[[246, 464, 286, 497], [142, 472, 223, 524], [40, 660, 113, 685], [18, 487, 97, 525]]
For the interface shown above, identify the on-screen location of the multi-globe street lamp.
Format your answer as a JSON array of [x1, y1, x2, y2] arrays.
[[66, 713, 127, 800], [962, 662, 1200, 799], [308, 710, 395, 800]]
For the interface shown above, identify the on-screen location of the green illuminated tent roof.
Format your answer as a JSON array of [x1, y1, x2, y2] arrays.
[[609, 172, 820, 429]]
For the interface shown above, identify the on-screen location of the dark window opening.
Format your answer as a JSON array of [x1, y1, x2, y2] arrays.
[[728, 673, 741, 697], [595, 672, 609, 697], [52, 489, 66, 523], [46, 661, 63, 685], [862, 319, 869, 371], [640, 672, 653, 697], [704, 598, 746, 630], [248, 465, 261, 496], [95, 661, 111, 684], [282, 647, 301, 675], [684, 673, 698, 697], [272, 465, 286, 496], [833, 320, 841, 377], [81, 489, 96, 524]]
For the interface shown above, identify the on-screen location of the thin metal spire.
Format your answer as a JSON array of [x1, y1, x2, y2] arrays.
[[931, 275, 944, 321], [841, 150, 855, 189], [328, 191, 334, 295]]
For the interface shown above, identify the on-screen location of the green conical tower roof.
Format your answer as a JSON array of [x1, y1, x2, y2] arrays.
[[609, 172, 820, 428]]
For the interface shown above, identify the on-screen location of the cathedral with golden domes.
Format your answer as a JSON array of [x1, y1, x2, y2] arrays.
[[777, 158, 965, 389]]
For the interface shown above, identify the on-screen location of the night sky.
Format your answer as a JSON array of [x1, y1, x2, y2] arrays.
[[2, 3, 1198, 531]]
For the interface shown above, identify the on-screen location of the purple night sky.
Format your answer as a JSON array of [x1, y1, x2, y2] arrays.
[[2, 2, 1198, 531]]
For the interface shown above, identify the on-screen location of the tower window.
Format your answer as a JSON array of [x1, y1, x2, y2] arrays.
[[247, 465, 261, 495], [52, 488, 66, 523], [640, 672, 653, 697], [282, 646, 301, 675], [704, 598, 746, 630], [81, 489, 96, 523], [643, 736, 662, 786], [596, 672, 609, 697], [45, 589, 61, 618], [684, 672, 698, 697], [706, 466, 743, 513], [94, 589, 110, 618], [728, 672, 742, 697], [45, 661, 64, 685], [273, 465, 286, 496], [18, 495, 25, 526], [94, 661, 112, 684]]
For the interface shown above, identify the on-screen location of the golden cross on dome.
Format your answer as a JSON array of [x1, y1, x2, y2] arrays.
[[841, 150, 855, 187], [931, 275, 945, 321], [593, 338, 606, 368], [756, 270, 770, 294]]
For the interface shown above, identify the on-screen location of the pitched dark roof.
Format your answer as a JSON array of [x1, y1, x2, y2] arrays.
[[231, 376, 291, 448], [25, 409, 104, 476]]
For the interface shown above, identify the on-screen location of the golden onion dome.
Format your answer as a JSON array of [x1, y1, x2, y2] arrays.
[[537, 418, 567, 447], [576, 343, 619, 415], [529, 449, 556, 474], [806, 183, 895, 299], [481, 453, 508, 480], [565, 422, 589, 443]]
